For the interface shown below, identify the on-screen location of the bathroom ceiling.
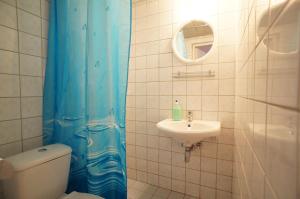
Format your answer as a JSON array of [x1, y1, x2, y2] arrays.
[[182, 21, 212, 38]]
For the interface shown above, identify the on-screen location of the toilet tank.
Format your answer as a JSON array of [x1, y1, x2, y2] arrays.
[[3, 144, 72, 199]]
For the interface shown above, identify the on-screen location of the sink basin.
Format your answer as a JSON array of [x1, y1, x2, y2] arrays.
[[156, 119, 221, 146]]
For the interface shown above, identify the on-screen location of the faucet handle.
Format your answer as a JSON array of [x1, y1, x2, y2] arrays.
[[187, 111, 193, 122]]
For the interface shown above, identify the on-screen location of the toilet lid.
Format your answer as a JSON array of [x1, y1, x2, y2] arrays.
[[63, 191, 104, 199]]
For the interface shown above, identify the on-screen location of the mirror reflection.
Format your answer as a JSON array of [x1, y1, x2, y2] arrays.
[[257, 1, 300, 54], [174, 20, 214, 62]]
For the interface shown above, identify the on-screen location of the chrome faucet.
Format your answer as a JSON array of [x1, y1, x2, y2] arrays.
[[187, 111, 193, 122]]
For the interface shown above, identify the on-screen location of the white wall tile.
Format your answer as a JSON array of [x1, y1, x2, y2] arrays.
[[0, 98, 20, 120], [187, 96, 202, 110], [41, 0, 49, 20], [159, 39, 172, 53], [136, 1, 147, 18], [22, 116, 42, 139], [20, 54, 42, 76], [0, 50, 19, 74], [159, 67, 172, 81], [0, 119, 21, 144], [0, 141, 22, 157], [147, 55, 159, 68], [159, 176, 171, 189], [159, 150, 171, 164], [202, 80, 219, 95], [41, 19, 48, 39], [17, 0, 40, 16], [159, 163, 171, 177], [148, 161, 159, 174], [0, 74, 20, 97], [217, 159, 233, 176], [159, 25, 172, 40], [19, 32, 41, 56], [219, 96, 235, 112], [173, 81, 186, 95], [219, 79, 235, 95], [137, 159, 147, 171], [159, 136, 171, 150], [201, 142, 217, 158], [159, 11, 172, 26], [217, 190, 232, 199], [217, 175, 232, 192], [136, 134, 147, 146], [41, 38, 47, 58], [159, 53, 172, 67], [1, 0, 16, 7], [219, 45, 235, 63], [21, 97, 42, 117], [200, 186, 216, 199], [201, 157, 217, 173], [148, 148, 159, 162], [172, 152, 185, 167], [147, 96, 159, 109], [202, 96, 218, 111], [20, 76, 42, 96], [0, 1, 17, 28], [135, 69, 147, 82], [186, 81, 201, 95], [172, 166, 185, 180], [22, 136, 42, 151], [0, 26, 18, 51], [147, 0, 159, 15], [159, 0, 172, 12], [200, 172, 216, 188], [185, 169, 200, 185], [185, 183, 199, 197], [186, 155, 200, 170], [18, 9, 41, 36], [171, 179, 185, 193], [147, 41, 160, 55], [136, 147, 147, 160]]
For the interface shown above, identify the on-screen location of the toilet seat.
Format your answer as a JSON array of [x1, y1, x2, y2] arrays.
[[62, 191, 104, 199]]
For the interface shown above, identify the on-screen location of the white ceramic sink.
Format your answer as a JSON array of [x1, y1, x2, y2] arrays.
[[156, 119, 221, 146]]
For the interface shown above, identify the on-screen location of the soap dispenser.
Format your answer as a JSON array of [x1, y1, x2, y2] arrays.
[[172, 100, 182, 121]]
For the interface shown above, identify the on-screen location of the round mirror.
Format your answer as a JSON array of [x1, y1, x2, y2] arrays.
[[173, 20, 214, 63]]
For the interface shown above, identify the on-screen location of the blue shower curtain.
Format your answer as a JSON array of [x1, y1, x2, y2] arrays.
[[43, 1, 131, 198], [176, 31, 187, 59]]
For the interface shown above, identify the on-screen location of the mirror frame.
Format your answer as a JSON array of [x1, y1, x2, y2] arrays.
[[172, 19, 215, 63]]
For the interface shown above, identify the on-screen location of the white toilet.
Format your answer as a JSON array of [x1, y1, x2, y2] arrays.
[[2, 144, 103, 199]]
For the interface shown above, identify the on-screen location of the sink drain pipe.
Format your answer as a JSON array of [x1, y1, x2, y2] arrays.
[[184, 142, 201, 162]]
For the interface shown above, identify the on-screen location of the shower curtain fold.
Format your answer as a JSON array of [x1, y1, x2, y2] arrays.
[[43, 1, 131, 198]]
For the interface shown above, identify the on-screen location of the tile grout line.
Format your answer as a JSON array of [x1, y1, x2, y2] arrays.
[[0, 20, 48, 39], [0, 135, 43, 148], [40, 1, 43, 143], [239, 96, 300, 113], [0, 0, 48, 19], [0, 48, 46, 59], [15, 0, 24, 152]]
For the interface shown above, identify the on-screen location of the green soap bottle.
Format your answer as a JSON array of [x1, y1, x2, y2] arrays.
[[172, 100, 182, 121]]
